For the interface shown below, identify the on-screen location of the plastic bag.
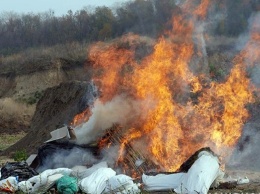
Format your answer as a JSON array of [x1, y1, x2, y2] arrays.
[[103, 174, 140, 194], [0, 176, 18, 193], [71, 161, 108, 180], [18, 180, 33, 193], [174, 151, 220, 194], [0, 161, 38, 181], [79, 167, 116, 194], [142, 173, 186, 191], [237, 177, 249, 184], [22, 168, 71, 194], [56, 175, 78, 194]]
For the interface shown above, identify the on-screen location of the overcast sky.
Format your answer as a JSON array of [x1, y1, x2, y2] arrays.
[[0, 0, 131, 16]]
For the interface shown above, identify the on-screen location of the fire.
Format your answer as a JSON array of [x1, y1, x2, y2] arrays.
[[88, 35, 141, 102], [72, 0, 258, 172], [117, 128, 142, 163], [193, 0, 210, 19], [70, 109, 90, 127]]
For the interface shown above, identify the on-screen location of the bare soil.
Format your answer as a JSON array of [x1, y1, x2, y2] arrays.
[[0, 81, 96, 157], [213, 169, 260, 193]]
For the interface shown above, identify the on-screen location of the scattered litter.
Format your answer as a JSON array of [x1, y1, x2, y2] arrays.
[[45, 126, 71, 143], [237, 177, 250, 184], [26, 154, 38, 167]]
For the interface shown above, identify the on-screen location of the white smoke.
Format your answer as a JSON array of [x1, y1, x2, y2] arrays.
[[234, 13, 260, 53], [37, 147, 98, 172], [193, 21, 209, 71], [245, 13, 260, 87], [228, 123, 260, 170], [227, 13, 260, 170], [75, 95, 147, 144], [100, 145, 121, 168]]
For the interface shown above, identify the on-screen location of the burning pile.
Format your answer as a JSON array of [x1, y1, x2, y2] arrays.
[[72, 0, 259, 176], [2, 1, 260, 193]]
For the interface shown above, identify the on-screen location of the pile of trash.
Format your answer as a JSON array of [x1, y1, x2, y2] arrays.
[[0, 161, 140, 194], [0, 150, 250, 193], [0, 127, 250, 193]]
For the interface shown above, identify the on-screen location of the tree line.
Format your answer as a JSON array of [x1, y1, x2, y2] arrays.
[[0, 0, 259, 56], [0, 0, 179, 56]]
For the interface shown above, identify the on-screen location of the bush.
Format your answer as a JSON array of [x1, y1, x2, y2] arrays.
[[13, 149, 28, 162]]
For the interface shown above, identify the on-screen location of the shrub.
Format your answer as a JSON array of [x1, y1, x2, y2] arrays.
[[13, 149, 28, 162]]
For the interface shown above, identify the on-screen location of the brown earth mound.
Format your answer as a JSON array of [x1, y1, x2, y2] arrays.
[[1, 81, 97, 156]]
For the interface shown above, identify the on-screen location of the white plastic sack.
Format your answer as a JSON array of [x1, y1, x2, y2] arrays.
[[211, 169, 225, 188], [79, 167, 116, 194], [72, 161, 108, 180], [18, 180, 33, 193], [237, 177, 249, 184], [23, 168, 72, 194], [103, 174, 140, 194], [142, 173, 186, 191], [0, 176, 18, 193], [174, 151, 220, 194]]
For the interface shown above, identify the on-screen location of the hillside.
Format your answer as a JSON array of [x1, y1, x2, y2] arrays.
[[0, 56, 91, 132], [1, 81, 96, 155]]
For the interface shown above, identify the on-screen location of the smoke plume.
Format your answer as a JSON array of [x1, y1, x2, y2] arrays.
[[37, 147, 98, 172], [227, 13, 260, 170], [75, 95, 146, 144]]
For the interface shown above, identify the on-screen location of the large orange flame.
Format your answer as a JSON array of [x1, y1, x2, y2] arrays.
[[73, 0, 258, 171]]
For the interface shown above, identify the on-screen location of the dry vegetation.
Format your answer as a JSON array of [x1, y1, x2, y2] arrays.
[[0, 41, 88, 74], [0, 98, 35, 120], [0, 98, 35, 131], [0, 131, 27, 151], [0, 132, 26, 166]]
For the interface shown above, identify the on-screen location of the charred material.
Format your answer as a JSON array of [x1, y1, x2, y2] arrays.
[[36, 141, 100, 171], [98, 124, 160, 177], [177, 147, 218, 172], [0, 161, 38, 181]]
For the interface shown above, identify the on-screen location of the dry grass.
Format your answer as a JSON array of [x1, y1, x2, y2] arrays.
[[0, 41, 89, 74], [0, 97, 35, 124], [0, 131, 27, 151], [0, 131, 26, 166]]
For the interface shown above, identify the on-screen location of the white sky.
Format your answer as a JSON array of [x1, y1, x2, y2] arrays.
[[0, 0, 131, 16]]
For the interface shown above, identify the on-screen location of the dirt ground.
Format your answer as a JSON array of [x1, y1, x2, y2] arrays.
[[212, 169, 260, 193]]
